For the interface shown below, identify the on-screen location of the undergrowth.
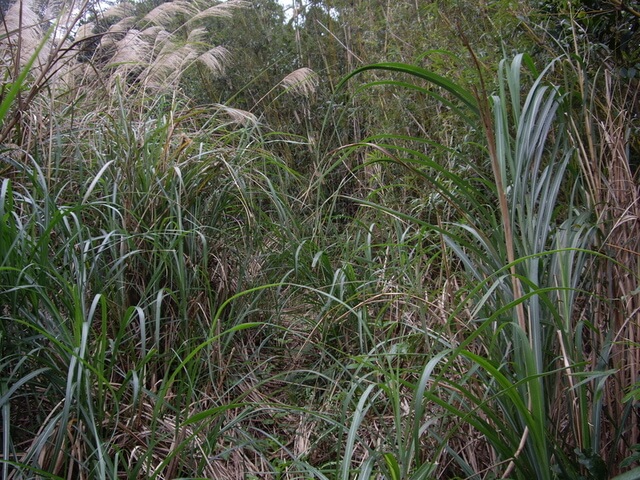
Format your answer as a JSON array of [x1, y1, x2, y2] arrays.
[[1, 0, 638, 479]]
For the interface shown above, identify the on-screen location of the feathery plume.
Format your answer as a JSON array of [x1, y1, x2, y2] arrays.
[[105, 15, 137, 36], [102, 2, 135, 20], [1, 0, 44, 68], [139, 28, 174, 73], [100, 16, 137, 50], [109, 29, 150, 69], [75, 22, 95, 41], [216, 104, 258, 126], [197, 46, 230, 76], [140, 26, 170, 54], [280, 67, 319, 97], [187, 27, 208, 45], [187, 0, 249, 24], [141, 26, 166, 38], [145, 43, 197, 87], [42, 0, 64, 22], [143, 1, 195, 26]]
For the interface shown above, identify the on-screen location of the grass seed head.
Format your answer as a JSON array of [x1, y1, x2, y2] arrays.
[[187, 0, 249, 24], [101, 2, 135, 20], [198, 46, 231, 76], [1, 0, 44, 68], [281, 67, 319, 98], [142, 1, 196, 26]]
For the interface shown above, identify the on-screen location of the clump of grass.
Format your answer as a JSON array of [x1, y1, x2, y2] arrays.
[[3, 0, 639, 477], [334, 50, 638, 478], [0, 0, 96, 145], [75, 0, 246, 93], [0, 27, 308, 477]]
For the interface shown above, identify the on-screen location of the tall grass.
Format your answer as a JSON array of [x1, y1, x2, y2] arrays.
[[567, 60, 640, 471], [0, 1, 330, 476], [335, 52, 639, 478], [0, 31, 307, 477], [0, 150, 310, 478], [2, 0, 639, 478]]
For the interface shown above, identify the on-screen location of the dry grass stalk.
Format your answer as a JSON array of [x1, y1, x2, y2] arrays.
[[597, 79, 640, 464], [574, 69, 640, 466], [111, 400, 222, 479]]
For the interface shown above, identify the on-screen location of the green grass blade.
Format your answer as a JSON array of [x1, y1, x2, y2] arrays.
[[336, 62, 479, 117]]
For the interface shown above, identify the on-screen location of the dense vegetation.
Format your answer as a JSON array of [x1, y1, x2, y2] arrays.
[[1, 0, 639, 478]]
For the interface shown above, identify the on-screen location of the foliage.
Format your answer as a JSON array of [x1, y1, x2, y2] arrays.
[[538, 0, 640, 68], [334, 48, 637, 478], [1, 0, 638, 478]]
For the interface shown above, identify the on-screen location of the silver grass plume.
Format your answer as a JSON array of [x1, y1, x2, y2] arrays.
[[42, 0, 63, 23], [280, 67, 319, 98], [142, 1, 196, 27], [75, 22, 95, 42], [216, 104, 259, 126], [142, 26, 171, 44], [145, 43, 198, 87], [74, 0, 246, 93], [197, 46, 230, 76], [101, 2, 135, 20], [187, 27, 208, 45], [187, 0, 249, 24], [1, 0, 44, 69], [109, 28, 151, 81], [99, 16, 137, 51]]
